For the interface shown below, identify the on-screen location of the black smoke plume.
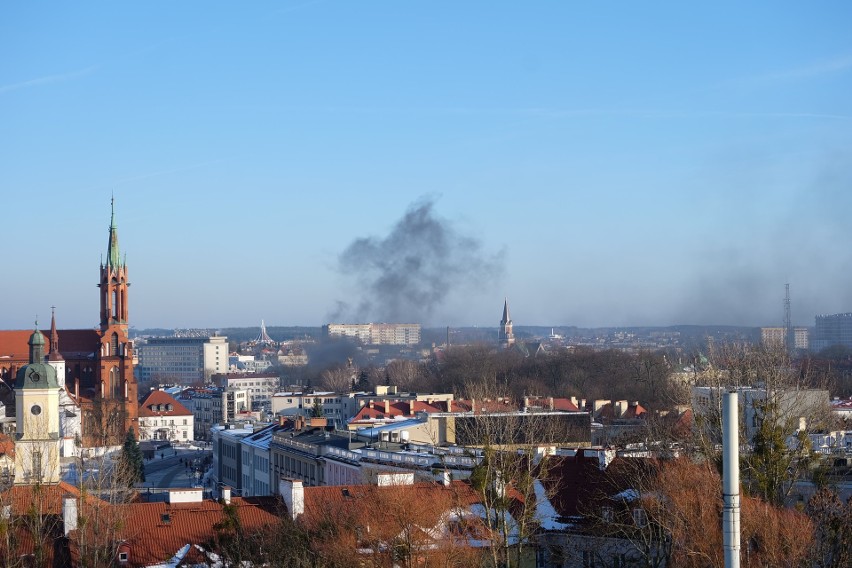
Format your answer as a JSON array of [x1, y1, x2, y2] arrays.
[[332, 198, 504, 324]]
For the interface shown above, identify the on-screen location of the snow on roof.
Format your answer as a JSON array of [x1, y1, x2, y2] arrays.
[[533, 479, 570, 531], [612, 488, 640, 502]]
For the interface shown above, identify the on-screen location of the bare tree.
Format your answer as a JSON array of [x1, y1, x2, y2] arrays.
[[385, 359, 426, 392], [319, 365, 354, 393], [453, 390, 566, 568]]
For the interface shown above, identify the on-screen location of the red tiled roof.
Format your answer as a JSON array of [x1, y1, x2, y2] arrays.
[[0, 330, 34, 359], [0, 433, 14, 458], [115, 497, 281, 567], [139, 390, 193, 417], [0, 329, 99, 360], [2, 481, 85, 516]]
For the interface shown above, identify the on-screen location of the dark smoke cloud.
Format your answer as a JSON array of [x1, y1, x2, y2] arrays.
[[331, 198, 504, 324]]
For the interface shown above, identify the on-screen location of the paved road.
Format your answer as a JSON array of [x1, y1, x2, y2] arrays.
[[144, 448, 211, 489]]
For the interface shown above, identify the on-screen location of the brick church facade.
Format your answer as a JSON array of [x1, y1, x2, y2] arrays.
[[0, 201, 138, 446]]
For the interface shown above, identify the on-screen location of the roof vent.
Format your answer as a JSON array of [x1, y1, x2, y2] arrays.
[[160, 513, 171, 524]]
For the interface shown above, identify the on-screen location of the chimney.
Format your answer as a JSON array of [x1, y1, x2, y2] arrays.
[[523, 396, 530, 411], [615, 400, 628, 417], [409, 401, 416, 415], [369, 400, 375, 410], [470, 399, 476, 413], [384, 400, 390, 414], [548, 397, 554, 411], [440, 470, 451, 486], [570, 396, 578, 407], [75, 378, 80, 399], [222, 486, 232, 505], [279, 477, 304, 520], [278, 415, 287, 427], [63, 497, 78, 535]]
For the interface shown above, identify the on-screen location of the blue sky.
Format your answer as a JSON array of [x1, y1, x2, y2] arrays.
[[3, 1, 852, 330]]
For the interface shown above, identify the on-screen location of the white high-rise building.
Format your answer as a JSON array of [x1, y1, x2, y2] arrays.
[[136, 334, 228, 383]]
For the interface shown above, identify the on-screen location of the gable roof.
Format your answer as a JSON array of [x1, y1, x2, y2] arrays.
[[0, 329, 100, 361], [139, 390, 193, 417], [110, 497, 281, 567]]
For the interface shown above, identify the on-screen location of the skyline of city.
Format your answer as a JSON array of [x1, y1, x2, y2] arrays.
[[4, 2, 852, 329]]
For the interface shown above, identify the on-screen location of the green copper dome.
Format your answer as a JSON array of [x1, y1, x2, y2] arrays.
[[16, 325, 60, 390]]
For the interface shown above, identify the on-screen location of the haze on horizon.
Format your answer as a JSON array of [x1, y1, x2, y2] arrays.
[[3, 2, 852, 331]]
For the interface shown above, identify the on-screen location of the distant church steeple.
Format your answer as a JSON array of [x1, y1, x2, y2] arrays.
[[499, 298, 515, 347], [48, 307, 62, 362]]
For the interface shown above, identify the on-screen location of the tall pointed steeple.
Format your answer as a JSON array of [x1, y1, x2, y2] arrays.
[[48, 307, 63, 361], [106, 196, 122, 269], [99, 198, 130, 328], [499, 298, 514, 347]]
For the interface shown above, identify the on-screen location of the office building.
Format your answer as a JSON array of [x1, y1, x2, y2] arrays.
[[136, 335, 228, 384], [812, 313, 852, 351]]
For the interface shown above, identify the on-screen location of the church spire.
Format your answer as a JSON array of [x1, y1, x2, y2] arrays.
[[501, 297, 511, 325], [106, 196, 122, 269], [48, 306, 63, 361], [499, 297, 514, 347]]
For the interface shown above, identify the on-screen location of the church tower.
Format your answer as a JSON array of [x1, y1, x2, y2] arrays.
[[499, 298, 515, 347], [15, 324, 61, 484], [95, 198, 138, 440], [47, 307, 65, 381]]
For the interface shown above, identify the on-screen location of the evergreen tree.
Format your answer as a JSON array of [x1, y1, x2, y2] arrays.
[[357, 370, 371, 391], [119, 430, 145, 486], [311, 398, 323, 418]]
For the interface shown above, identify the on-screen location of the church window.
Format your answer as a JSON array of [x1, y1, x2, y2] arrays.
[[110, 367, 121, 399], [112, 290, 118, 319], [111, 333, 119, 356], [31, 405, 42, 416]]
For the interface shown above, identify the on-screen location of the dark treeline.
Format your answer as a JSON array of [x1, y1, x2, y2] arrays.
[[285, 344, 685, 410], [431, 345, 683, 409]]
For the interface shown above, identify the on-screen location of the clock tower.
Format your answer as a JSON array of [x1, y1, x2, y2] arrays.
[[14, 324, 61, 484]]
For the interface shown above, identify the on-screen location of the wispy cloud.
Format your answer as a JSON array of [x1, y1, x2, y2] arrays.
[[0, 65, 99, 96], [751, 54, 852, 84]]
